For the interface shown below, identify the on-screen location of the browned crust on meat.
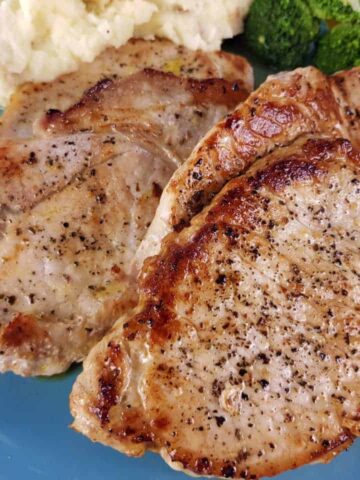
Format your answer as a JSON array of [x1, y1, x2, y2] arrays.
[[157, 67, 360, 235], [44, 78, 114, 125], [0, 146, 23, 179], [1, 313, 48, 349], [40, 69, 249, 135], [163, 432, 355, 479], [71, 135, 360, 478], [92, 341, 125, 425], [309, 430, 354, 462], [0, 38, 254, 378], [0, 45, 252, 377], [152, 136, 359, 289], [130, 140, 356, 346], [0, 37, 253, 138], [143, 69, 249, 104]]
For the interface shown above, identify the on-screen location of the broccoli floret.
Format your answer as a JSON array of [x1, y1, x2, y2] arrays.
[[314, 22, 360, 73], [245, 0, 320, 70], [307, 0, 360, 22]]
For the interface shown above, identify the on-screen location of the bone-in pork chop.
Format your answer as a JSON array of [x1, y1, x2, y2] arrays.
[[0, 38, 253, 138], [71, 135, 360, 479], [0, 66, 251, 376], [136, 66, 360, 269]]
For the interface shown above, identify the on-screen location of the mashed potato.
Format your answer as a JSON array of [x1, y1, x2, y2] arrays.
[[0, 0, 253, 106], [347, 0, 360, 11]]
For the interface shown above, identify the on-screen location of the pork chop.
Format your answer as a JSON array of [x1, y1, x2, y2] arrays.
[[38, 68, 248, 162], [0, 38, 253, 139], [0, 67, 250, 376], [71, 135, 360, 479], [136, 66, 360, 269]]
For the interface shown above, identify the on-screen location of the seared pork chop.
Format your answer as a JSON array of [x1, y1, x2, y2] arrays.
[[0, 38, 253, 139], [71, 135, 360, 478], [38, 69, 248, 162], [136, 66, 360, 269], [0, 67, 250, 376]]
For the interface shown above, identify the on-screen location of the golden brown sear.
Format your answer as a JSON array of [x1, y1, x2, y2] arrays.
[[71, 134, 360, 479], [0, 43, 252, 376], [71, 65, 360, 479], [0, 38, 253, 138], [136, 66, 360, 268]]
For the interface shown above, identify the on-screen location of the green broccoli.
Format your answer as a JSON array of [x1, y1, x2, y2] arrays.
[[314, 21, 360, 73], [245, 0, 320, 70], [307, 0, 360, 22]]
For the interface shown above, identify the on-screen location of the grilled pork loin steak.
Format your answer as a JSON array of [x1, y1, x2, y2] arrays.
[[71, 135, 360, 479], [0, 57, 252, 376], [0, 38, 253, 138], [136, 66, 360, 269]]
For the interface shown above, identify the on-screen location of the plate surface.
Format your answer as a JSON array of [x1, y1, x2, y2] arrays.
[[0, 40, 359, 480]]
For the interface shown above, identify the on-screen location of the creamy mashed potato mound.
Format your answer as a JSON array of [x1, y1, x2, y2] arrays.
[[347, 0, 360, 12], [0, 0, 253, 106]]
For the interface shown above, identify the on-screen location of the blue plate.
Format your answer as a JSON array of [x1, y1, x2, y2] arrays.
[[0, 42, 359, 480]]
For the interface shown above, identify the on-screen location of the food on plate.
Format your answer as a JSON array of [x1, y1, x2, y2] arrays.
[[0, 0, 358, 476], [0, 51, 252, 377], [70, 65, 360, 476], [136, 66, 360, 268], [244, 0, 360, 72], [71, 133, 360, 478], [315, 22, 360, 74], [0, 0, 253, 106], [40, 70, 247, 159], [0, 38, 253, 139], [307, 0, 360, 21], [244, 0, 320, 69]]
